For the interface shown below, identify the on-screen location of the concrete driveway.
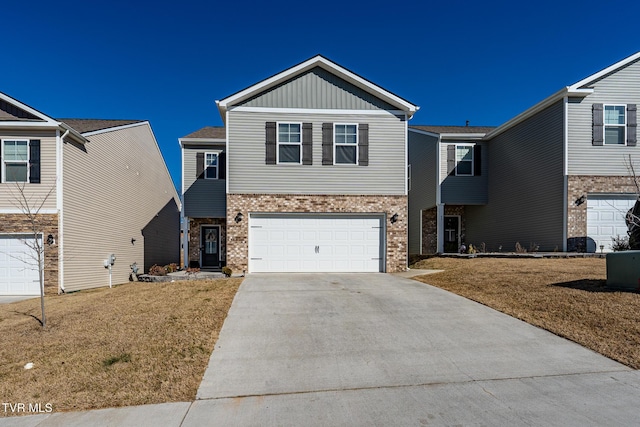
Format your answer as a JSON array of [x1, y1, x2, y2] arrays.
[[184, 273, 640, 426]]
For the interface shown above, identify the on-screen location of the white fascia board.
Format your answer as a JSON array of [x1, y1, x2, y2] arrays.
[[484, 87, 592, 140], [227, 106, 409, 116], [439, 133, 487, 141], [217, 55, 419, 117], [568, 51, 640, 90], [179, 138, 226, 148], [0, 92, 58, 124], [0, 121, 59, 128], [80, 121, 146, 137]]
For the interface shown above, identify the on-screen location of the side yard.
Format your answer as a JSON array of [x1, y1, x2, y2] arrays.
[[411, 257, 640, 369], [0, 278, 241, 416]]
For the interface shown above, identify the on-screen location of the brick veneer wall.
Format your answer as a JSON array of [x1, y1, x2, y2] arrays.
[[188, 218, 226, 268], [226, 194, 407, 273], [567, 175, 638, 251], [420, 205, 466, 254], [0, 213, 59, 294]]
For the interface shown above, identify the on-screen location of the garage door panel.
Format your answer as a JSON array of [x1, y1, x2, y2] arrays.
[[249, 214, 384, 272], [587, 195, 636, 253], [0, 235, 41, 296]]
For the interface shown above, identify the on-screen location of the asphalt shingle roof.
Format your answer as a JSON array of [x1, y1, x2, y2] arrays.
[[181, 126, 226, 139], [410, 125, 496, 134], [58, 119, 144, 134]]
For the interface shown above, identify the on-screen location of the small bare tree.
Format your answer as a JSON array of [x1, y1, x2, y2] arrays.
[[624, 155, 640, 250], [5, 182, 56, 328]]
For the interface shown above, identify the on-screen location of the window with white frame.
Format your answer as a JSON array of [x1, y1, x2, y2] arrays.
[[277, 123, 302, 163], [604, 105, 626, 145], [455, 145, 473, 176], [334, 124, 358, 164], [205, 152, 218, 179], [3, 139, 29, 182]]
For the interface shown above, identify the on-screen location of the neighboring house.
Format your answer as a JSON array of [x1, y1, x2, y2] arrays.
[[0, 92, 180, 295], [409, 51, 640, 254], [181, 55, 418, 273]]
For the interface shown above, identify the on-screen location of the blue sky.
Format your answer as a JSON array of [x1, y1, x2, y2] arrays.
[[3, 0, 639, 191]]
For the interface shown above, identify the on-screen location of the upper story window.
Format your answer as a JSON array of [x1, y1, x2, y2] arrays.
[[447, 143, 481, 177], [205, 152, 218, 179], [277, 123, 302, 164], [604, 105, 626, 145], [3, 139, 29, 182], [334, 124, 358, 164]]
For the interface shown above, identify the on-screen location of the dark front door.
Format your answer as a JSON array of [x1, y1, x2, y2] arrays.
[[201, 226, 220, 269], [444, 216, 460, 253]]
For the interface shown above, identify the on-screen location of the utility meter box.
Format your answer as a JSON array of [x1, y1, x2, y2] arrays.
[[606, 250, 640, 291]]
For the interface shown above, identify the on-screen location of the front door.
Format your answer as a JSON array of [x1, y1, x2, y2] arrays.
[[444, 216, 460, 253], [201, 226, 220, 269]]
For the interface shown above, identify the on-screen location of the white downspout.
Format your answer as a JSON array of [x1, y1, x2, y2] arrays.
[[436, 136, 444, 253], [57, 128, 70, 293]]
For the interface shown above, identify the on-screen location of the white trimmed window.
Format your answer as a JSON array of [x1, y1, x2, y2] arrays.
[[3, 139, 29, 182], [277, 123, 302, 164], [205, 152, 218, 179], [604, 105, 626, 145], [455, 145, 473, 176], [334, 124, 358, 164]]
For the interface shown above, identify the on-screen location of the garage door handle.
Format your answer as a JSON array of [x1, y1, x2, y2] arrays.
[[315, 245, 319, 254]]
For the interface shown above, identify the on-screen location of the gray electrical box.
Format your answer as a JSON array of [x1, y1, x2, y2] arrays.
[[606, 251, 640, 291]]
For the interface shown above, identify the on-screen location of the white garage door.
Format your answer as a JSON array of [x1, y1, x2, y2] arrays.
[[587, 195, 637, 253], [249, 214, 384, 273], [0, 234, 41, 295]]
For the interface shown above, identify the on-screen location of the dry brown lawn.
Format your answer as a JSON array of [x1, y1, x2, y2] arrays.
[[411, 257, 640, 368], [0, 278, 241, 416]]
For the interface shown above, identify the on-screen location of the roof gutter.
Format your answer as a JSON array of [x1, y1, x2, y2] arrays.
[[58, 122, 89, 144]]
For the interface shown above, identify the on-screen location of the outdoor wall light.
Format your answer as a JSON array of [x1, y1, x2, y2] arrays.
[[390, 213, 399, 224], [575, 195, 586, 206], [235, 212, 244, 223], [46, 234, 54, 245]]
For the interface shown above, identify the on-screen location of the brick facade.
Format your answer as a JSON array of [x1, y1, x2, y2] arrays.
[[421, 205, 466, 254], [567, 175, 638, 251], [0, 213, 59, 294], [226, 194, 408, 273], [188, 218, 227, 268]]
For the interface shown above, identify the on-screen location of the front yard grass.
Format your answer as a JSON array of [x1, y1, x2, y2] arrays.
[[0, 278, 241, 416], [411, 257, 640, 368]]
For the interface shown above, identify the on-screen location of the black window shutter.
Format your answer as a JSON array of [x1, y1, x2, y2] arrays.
[[265, 122, 276, 164], [196, 152, 204, 178], [29, 139, 41, 184], [302, 123, 313, 165], [627, 104, 637, 146], [218, 152, 226, 179], [593, 103, 604, 146], [474, 145, 482, 176], [358, 123, 369, 166], [447, 145, 456, 176], [322, 123, 333, 165]]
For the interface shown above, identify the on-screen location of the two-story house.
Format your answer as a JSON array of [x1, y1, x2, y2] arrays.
[[0, 91, 180, 295], [181, 55, 418, 273], [409, 52, 640, 254]]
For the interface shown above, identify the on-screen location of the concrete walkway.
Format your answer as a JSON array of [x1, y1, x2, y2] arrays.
[[2, 273, 639, 426]]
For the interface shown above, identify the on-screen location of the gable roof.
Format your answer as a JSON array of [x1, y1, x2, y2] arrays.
[[410, 125, 496, 135], [57, 119, 144, 134], [485, 51, 640, 139], [216, 55, 419, 120], [180, 126, 226, 140]]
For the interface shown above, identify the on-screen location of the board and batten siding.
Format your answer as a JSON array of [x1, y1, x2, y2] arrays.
[[439, 141, 488, 205], [465, 100, 565, 251], [239, 67, 397, 111], [183, 144, 226, 218], [0, 129, 57, 210], [407, 130, 438, 254], [62, 123, 180, 291], [227, 110, 407, 195], [568, 58, 640, 175]]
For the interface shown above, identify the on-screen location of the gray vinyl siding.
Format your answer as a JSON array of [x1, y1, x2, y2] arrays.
[[568, 59, 640, 175], [465, 100, 565, 251], [0, 129, 57, 210], [440, 141, 488, 205], [407, 130, 438, 254], [227, 110, 406, 195], [238, 67, 397, 111], [62, 123, 180, 291], [183, 144, 226, 218]]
